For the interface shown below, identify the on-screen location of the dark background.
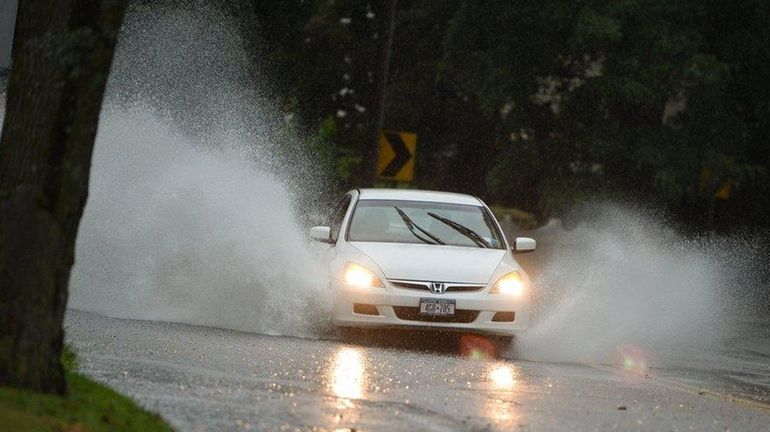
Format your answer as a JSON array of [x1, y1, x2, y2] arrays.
[[246, 0, 770, 233], [4, 0, 769, 233]]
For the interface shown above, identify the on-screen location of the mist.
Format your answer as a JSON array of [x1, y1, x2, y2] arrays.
[[516, 205, 767, 367], [66, 3, 331, 336]]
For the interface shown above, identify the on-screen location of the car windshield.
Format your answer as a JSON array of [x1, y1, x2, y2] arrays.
[[347, 199, 505, 249]]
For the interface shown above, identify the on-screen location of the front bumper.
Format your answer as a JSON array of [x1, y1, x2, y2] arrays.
[[331, 280, 530, 336]]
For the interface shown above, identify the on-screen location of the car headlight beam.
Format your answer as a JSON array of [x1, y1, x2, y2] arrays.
[[343, 262, 384, 289], [490, 271, 524, 295]]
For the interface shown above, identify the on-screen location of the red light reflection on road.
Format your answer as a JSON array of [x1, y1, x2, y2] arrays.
[[459, 334, 497, 359], [616, 343, 652, 376]]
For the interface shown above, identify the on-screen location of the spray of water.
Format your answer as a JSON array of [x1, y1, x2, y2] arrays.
[[68, 105, 330, 336], [0, 83, 4, 122], [64, 4, 332, 336], [1, 5, 765, 356], [516, 204, 767, 367]]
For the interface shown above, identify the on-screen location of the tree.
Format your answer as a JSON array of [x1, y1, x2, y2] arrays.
[[253, 0, 770, 230], [437, 0, 769, 229], [0, 0, 128, 394], [361, 0, 396, 187]]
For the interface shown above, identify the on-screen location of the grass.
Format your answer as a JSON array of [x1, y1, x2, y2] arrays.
[[0, 346, 173, 432]]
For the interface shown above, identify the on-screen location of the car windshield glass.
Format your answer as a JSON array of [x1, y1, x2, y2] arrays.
[[347, 200, 504, 249]]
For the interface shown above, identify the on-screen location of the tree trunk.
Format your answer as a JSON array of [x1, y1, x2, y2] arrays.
[[0, 0, 127, 394], [361, 0, 396, 187]]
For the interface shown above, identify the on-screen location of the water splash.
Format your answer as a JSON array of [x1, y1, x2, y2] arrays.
[[0, 76, 6, 122], [68, 106, 329, 336], [65, 3, 331, 336], [516, 204, 767, 367]]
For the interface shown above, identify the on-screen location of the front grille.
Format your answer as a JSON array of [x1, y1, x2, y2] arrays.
[[393, 306, 479, 323], [389, 280, 427, 290], [389, 280, 486, 293]]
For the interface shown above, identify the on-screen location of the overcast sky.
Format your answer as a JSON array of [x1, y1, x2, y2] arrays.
[[0, 0, 17, 68]]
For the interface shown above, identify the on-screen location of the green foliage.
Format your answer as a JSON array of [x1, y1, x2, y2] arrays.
[[61, 344, 78, 372], [250, 0, 770, 231]]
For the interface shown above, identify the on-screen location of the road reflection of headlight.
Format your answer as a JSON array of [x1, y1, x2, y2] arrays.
[[488, 363, 516, 390], [486, 363, 520, 424], [329, 347, 365, 401], [486, 397, 515, 422]]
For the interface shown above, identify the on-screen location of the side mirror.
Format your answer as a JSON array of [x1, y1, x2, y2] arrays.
[[309, 226, 334, 244], [512, 237, 536, 254]]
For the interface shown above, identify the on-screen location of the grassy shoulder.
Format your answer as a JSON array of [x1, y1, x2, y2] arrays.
[[0, 347, 172, 432]]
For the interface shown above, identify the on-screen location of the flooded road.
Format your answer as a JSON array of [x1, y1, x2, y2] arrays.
[[65, 310, 769, 431]]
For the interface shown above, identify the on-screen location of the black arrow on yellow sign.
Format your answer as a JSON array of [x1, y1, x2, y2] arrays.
[[377, 130, 417, 181], [381, 132, 411, 177]]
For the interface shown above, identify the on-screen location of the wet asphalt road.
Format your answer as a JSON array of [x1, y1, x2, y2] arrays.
[[65, 310, 769, 432]]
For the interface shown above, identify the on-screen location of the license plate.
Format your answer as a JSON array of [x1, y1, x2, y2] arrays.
[[419, 298, 456, 316]]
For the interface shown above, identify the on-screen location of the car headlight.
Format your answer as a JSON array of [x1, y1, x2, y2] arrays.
[[343, 262, 384, 289], [490, 271, 524, 295]]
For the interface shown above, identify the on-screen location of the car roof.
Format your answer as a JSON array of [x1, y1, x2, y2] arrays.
[[356, 188, 483, 206]]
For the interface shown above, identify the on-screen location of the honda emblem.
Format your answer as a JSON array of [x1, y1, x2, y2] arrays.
[[430, 282, 447, 294]]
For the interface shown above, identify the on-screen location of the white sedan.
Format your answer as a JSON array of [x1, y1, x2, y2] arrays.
[[309, 189, 535, 339]]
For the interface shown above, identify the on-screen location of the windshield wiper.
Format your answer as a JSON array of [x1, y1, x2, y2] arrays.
[[427, 212, 491, 248], [394, 207, 445, 245]]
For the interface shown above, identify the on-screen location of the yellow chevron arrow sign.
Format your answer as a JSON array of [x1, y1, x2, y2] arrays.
[[377, 130, 416, 182]]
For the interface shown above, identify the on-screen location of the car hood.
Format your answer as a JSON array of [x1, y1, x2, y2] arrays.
[[349, 242, 506, 284]]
